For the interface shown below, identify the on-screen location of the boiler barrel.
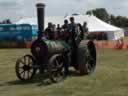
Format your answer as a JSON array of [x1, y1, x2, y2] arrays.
[[31, 40, 70, 59], [45, 40, 70, 55]]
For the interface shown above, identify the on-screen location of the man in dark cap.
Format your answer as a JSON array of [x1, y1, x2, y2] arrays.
[[68, 17, 78, 65], [62, 19, 69, 29], [45, 22, 54, 39], [61, 19, 70, 41]]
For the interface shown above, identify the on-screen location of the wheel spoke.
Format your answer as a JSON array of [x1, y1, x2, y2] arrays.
[[19, 70, 28, 79], [24, 56, 26, 65], [25, 56, 29, 65], [27, 70, 30, 79], [19, 60, 26, 65], [22, 71, 25, 78], [28, 58, 33, 66], [20, 70, 25, 74], [18, 68, 24, 73], [58, 62, 63, 68], [55, 59, 63, 69], [55, 60, 59, 67], [28, 57, 30, 65], [18, 66, 24, 69]]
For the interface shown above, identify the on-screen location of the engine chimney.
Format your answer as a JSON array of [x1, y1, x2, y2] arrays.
[[36, 3, 45, 39]]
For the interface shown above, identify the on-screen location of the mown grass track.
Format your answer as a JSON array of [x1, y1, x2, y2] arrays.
[[0, 49, 128, 96]]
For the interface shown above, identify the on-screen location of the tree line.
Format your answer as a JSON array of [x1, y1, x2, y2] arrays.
[[0, 19, 12, 24], [86, 8, 128, 28], [0, 9, 128, 28]]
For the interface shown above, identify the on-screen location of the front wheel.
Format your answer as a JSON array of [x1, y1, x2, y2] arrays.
[[48, 54, 67, 83], [15, 55, 36, 81]]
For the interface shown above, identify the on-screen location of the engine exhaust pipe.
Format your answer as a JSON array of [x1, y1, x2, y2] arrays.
[[36, 3, 45, 39]]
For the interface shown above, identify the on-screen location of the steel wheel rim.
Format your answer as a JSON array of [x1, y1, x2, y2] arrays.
[[16, 55, 36, 80], [49, 55, 66, 82]]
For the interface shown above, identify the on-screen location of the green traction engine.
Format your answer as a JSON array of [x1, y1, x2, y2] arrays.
[[15, 3, 96, 83]]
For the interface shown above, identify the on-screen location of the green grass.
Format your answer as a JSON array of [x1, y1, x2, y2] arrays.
[[0, 49, 128, 96], [124, 36, 128, 42]]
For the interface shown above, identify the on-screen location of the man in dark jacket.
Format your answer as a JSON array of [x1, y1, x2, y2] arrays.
[[45, 22, 54, 40], [68, 17, 78, 66]]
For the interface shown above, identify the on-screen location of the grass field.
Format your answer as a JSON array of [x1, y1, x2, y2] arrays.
[[0, 49, 128, 96]]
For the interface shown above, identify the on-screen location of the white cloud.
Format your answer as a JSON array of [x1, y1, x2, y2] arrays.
[[0, 0, 128, 22]]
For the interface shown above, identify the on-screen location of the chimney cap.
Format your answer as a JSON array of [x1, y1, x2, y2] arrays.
[[36, 3, 45, 8]]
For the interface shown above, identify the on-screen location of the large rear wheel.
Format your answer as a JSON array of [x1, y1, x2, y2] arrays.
[[78, 40, 96, 75]]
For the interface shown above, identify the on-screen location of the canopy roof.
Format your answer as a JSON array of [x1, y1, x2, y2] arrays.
[[65, 15, 122, 32], [16, 15, 123, 32], [16, 14, 124, 40]]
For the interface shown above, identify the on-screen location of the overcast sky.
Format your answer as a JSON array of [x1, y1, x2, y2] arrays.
[[0, 0, 128, 22]]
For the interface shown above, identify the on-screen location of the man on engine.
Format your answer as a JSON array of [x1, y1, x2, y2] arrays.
[[68, 17, 78, 66], [45, 22, 54, 40]]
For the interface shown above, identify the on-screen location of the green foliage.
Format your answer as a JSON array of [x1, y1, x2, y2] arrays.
[[0, 19, 12, 24], [110, 15, 128, 27], [86, 8, 110, 23], [86, 8, 128, 28]]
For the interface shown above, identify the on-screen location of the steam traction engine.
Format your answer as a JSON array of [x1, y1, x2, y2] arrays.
[[15, 3, 96, 83]]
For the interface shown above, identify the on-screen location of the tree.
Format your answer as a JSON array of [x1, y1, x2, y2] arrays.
[[109, 15, 128, 27], [86, 8, 110, 23], [0, 19, 12, 24], [86, 8, 128, 28], [3, 19, 12, 24]]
